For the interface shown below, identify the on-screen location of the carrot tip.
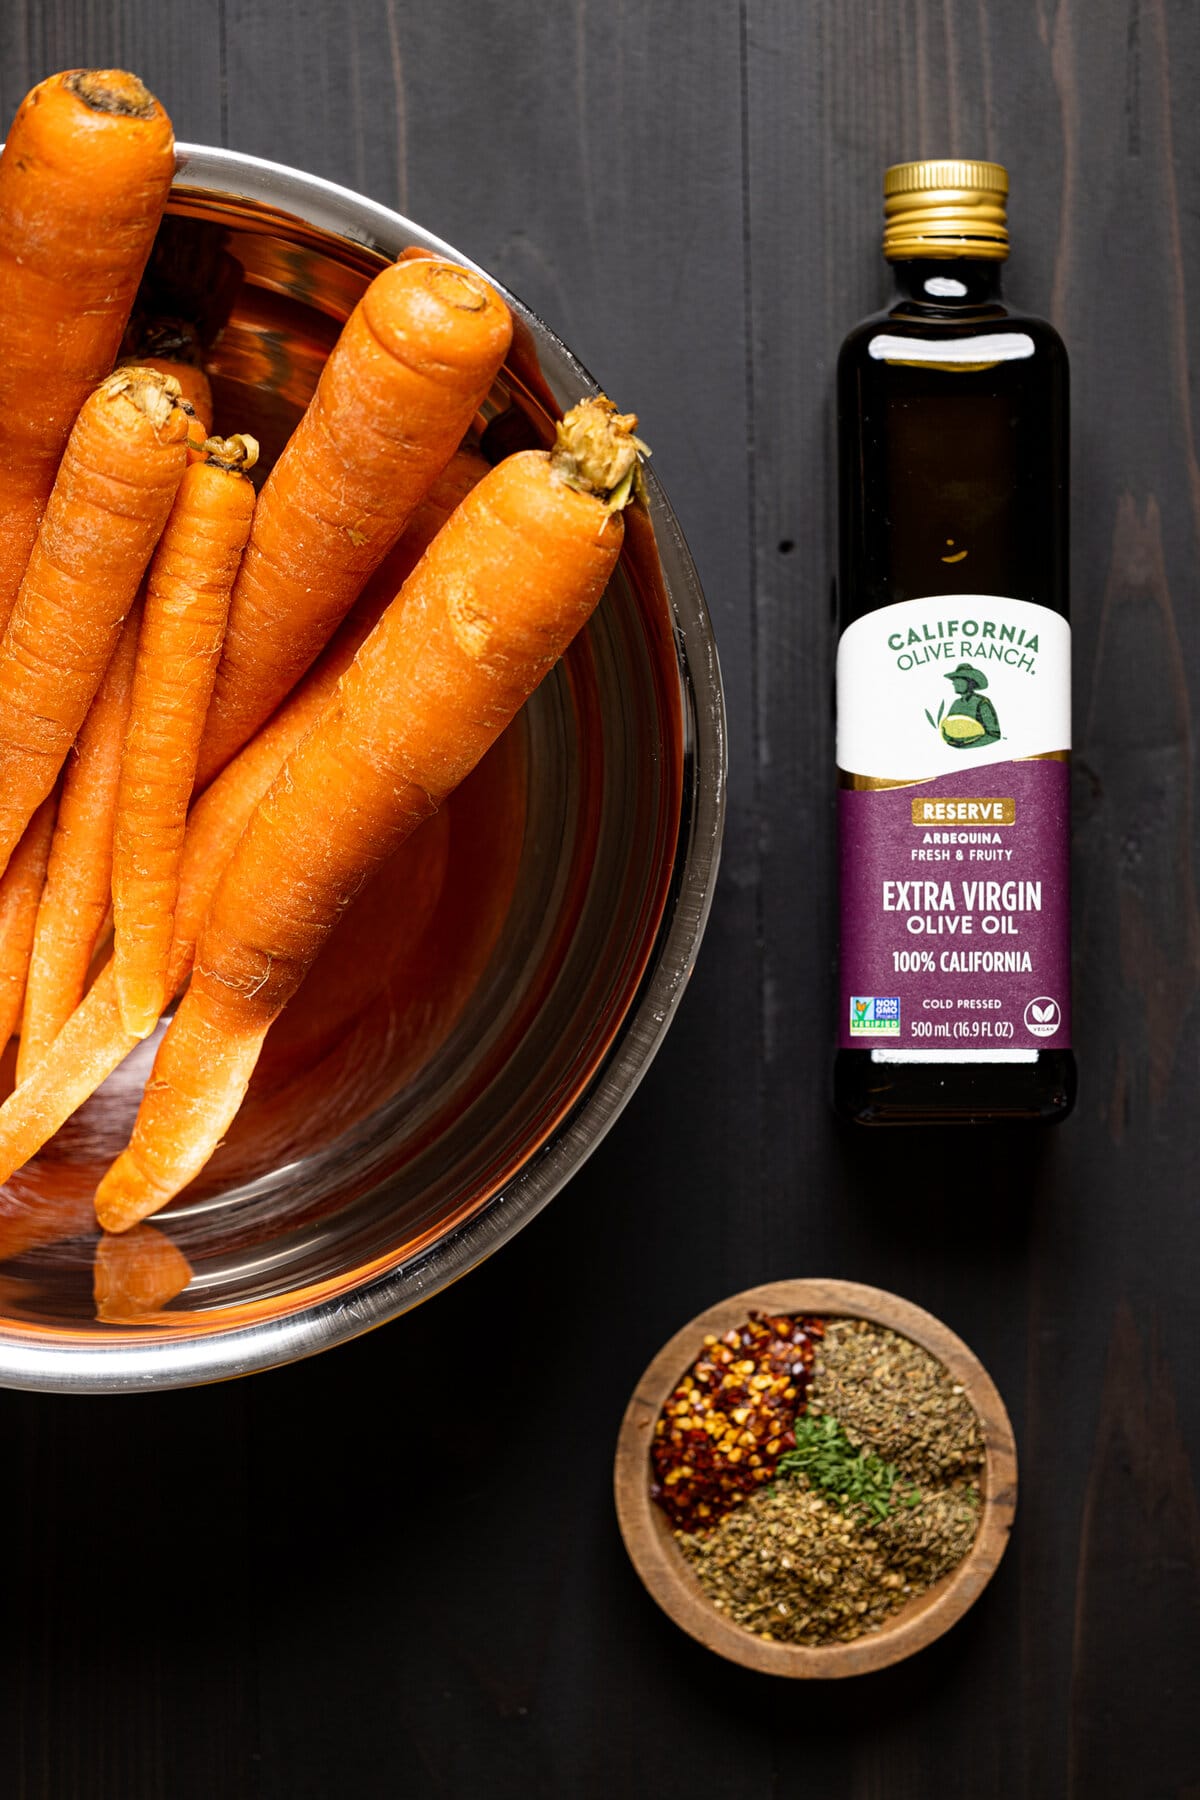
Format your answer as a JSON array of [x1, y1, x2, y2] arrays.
[[115, 967, 164, 1040], [94, 1162, 154, 1234], [117, 1006, 161, 1043]]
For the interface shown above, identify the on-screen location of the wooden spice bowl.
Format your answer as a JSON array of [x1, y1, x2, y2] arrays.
[[614, 1279, 1018, 1678]]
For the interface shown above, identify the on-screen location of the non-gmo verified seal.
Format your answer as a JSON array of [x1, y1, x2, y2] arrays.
[[849, 996, 901, 1037]]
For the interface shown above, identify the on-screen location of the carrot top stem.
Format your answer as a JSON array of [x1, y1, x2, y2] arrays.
[[97, 364, 183, 431], [64, 69, 158, 119], [203, 434, 259, 473], [423, 263, 494, 316], [550, 396, 648, 510]]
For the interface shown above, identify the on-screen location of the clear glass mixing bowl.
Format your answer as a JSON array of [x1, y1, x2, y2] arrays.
[[0, 147, 725, 1391]]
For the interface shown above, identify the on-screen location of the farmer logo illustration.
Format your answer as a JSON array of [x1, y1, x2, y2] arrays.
[[925, 662, 1001, 750]]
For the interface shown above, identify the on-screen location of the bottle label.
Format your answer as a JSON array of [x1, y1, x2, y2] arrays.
[[837, 594, 1070, 1054]]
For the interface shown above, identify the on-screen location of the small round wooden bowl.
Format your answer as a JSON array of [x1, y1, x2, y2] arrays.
[[614, 1279, 1017, 1678]]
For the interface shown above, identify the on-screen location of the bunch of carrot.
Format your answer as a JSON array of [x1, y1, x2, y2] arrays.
[[0, 68, 646, 1248]]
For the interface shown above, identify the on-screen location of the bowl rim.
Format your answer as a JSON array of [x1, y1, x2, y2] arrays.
[[0, 143, 726, 1393], [613, 1279, 1018, 1678]]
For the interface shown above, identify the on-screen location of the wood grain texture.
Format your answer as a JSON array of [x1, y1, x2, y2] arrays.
[[0, 2, 1194, 1796], [614, 1281, 1017, 1678]]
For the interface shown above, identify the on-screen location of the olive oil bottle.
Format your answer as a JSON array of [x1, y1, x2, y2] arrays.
[[834, 161, 1076, 1123]]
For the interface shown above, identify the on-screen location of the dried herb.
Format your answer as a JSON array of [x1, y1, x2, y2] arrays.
[[775, 1413, 920, 1521], [807, 1318, 983, 1485], [680, 1482, 900, 1643], [679, 1474, 981, 1646]]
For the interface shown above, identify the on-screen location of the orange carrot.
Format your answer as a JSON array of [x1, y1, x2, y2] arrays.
[[0, 796, 59, 1048], [0, 71, 175, 629], [17, 605, 142, 1080], [157, 452, 490, 981], [194, 258, 512, 787], [95, 398, 642, 1227], [0, 450, 490, 1181], [0, 367, 189, 878], [0, 515, 435, 1103], [0, 653, 352, 1180], [112, 436, 258, 1038]]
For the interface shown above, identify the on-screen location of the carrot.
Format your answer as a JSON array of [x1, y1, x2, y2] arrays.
[[0, 633, 306, 1167], [0, 663, 345, 1180], [160, 451, 487, 977], [95, 397, 643, 1228], [0, 828, 242, 1193], [0, 70, 175, 629], [17, 605, 142, 1080], [0, 449, 490, 1180], [193, 258, 512, 787], [0, 795, 59, 1049], [112, 436, 258, 1038], [0, 366, 189, 879]]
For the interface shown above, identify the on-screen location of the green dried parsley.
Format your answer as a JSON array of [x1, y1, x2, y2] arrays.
[[775, 1413, 921, 1521]]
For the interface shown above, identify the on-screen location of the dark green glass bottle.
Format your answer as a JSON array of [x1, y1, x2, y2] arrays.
[[834, 161, 1076, 1124]]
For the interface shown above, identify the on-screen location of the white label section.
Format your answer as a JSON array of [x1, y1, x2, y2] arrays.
[[837, 595, 1070, 782]]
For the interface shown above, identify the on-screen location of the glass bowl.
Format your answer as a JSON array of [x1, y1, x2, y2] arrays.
[[0, 147, 725, 1391]]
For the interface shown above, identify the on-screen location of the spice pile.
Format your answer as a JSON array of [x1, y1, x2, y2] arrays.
[[651, 1314, 822, 1528], [654, 1316, 984, 1647]]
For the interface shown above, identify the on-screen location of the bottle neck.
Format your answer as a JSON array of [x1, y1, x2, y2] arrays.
[[887, 257, 1005, 310]]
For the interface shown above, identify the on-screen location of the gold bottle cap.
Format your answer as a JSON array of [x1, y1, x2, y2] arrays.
[[883, 159, 1009, 261]]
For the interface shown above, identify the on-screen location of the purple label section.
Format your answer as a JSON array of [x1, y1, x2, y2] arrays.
[[839, 759, 1070, 1052]]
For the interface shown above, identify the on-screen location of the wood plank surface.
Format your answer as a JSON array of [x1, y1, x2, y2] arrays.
[[0, 3, 1195, 1796]]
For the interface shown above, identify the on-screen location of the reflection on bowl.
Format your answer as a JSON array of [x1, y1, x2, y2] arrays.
[[0, 147, 724, 1393]]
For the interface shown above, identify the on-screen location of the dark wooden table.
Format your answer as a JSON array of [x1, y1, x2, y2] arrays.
[[1, 4, 1197, 1795]]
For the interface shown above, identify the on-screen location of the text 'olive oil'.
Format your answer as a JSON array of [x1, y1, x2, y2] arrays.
[[834, 160, 1076, 1124]]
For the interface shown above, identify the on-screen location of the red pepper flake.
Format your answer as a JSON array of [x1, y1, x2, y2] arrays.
[[650, 1313, 823, 1531]]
